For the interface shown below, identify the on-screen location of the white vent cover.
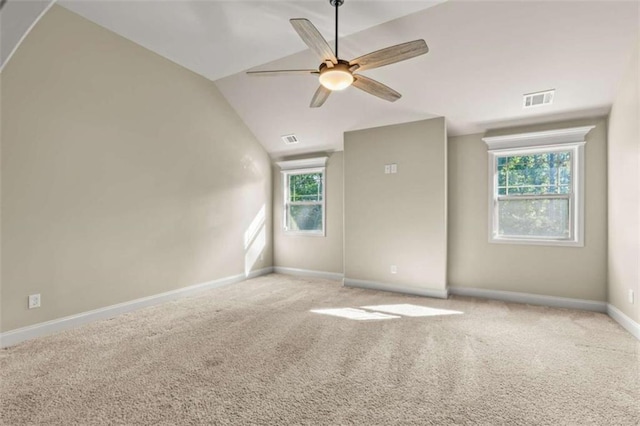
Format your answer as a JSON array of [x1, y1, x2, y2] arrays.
[[281, 134, 299, 145], [523, 90, 554, 108]]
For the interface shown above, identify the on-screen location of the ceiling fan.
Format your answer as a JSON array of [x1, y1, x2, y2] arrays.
[[246, 0, 429, 108]]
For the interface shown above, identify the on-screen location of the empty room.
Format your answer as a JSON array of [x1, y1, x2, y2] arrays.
[[1, 0, 638, 424]]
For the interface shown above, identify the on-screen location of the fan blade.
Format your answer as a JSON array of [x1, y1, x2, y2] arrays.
[[310, 85, 331, 108], [352, 75, 401, 102], [290, 19, 338, 64], [247, 69, 318, 76], [349, 40, 428, 72]]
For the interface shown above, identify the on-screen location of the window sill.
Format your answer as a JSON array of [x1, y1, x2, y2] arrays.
[[284, 230, 326, 237], [490, 237, 583, 248]]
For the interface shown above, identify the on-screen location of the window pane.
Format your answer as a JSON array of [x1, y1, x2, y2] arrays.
[[289, 173, 323, 202], [497, 151, 572, 195], [497, 198, 570, 238], [288, 204, 323, 231]]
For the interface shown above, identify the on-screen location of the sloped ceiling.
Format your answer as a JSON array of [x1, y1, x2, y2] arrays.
[[3, 0, 639, 157], [58, 0, 446, 81], [216, 0, 639, 155]]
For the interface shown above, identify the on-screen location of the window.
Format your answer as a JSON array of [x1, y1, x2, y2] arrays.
[[277, 157, 327, 236], [483, 126, 594, 246]]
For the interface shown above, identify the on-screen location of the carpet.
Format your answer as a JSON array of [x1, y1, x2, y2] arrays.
[[1, 274, 638, 425]]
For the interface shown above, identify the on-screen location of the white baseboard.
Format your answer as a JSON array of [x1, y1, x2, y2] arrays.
[[5, 268, 636, 347], [449, 287, 607, 313], [0, 267, 273, 348], [344, 278, 449, 299], [607, 304, 640, 340], [247, 266, 274, 279], [273, 266, 343, 281]]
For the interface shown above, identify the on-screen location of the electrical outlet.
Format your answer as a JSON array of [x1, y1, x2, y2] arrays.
[[390, 164, 398, 174], [629, 289, 635, 304], [384, 165, 391, 174], [390, 265, 397, 274], [28, 294, 41, 309]]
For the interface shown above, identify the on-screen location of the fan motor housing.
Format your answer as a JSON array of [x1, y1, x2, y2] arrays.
[[319, 59, 351, 74]]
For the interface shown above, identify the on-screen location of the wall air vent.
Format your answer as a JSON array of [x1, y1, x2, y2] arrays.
[[281, 134, 299, 145], [523, 90, 555, 108]]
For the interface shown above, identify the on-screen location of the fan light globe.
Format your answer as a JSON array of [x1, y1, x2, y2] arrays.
[[319, 69, 353, 91]]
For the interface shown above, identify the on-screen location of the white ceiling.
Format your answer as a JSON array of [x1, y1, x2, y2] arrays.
[[8, 0, 639, 157], [216, 0, 639, 155], [58, 0, 445, 81]]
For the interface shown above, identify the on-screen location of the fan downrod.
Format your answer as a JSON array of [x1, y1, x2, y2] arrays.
[[329, 0, 344, 57]]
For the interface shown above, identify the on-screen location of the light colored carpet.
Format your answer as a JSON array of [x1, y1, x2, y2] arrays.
[[1, 274, 638, 425]]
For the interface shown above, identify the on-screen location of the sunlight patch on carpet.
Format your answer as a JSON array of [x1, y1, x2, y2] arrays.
[[361, 304, 463, 317], [310, 308, 400, 321]]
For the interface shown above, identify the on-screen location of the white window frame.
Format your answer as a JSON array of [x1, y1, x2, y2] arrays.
[[276, 157, 327, 237], [483, 126, 594, 247]]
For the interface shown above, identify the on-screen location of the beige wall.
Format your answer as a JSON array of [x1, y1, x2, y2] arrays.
[[0, 6, 272, 332], [448, 118, 608, 301], [273, 151, 343, 274], [344, 118, 447, 293], [608, 41, 640, 322]]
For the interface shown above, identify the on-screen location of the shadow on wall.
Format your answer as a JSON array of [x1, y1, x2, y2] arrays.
[[244, 204, 266, 276]]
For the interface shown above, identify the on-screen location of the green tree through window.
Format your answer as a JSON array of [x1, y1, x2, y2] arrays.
[[496, 151, 572, 238], [285, 170, 324, 233], [497, 152, 571, 196], [289, 173, 322, 202], [485, 126, 591, 246]]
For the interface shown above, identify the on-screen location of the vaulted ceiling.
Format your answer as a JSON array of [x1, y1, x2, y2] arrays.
[[3, 0, 639, 156]]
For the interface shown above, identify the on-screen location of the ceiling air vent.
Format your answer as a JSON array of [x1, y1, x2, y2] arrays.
[[523, 90, 555, 108], [281, 134, 299, 145]]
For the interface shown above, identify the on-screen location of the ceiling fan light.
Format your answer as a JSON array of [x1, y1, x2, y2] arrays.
[[319, 69, 353, 91]]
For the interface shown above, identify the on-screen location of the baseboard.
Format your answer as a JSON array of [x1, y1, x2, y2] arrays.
[[273, 266, 343, 281], [5, 269, 634, 347], [247, 266, 274, 279], [344, 278, 449, 299], [0, 267, 273, 348], [449, 287, 607, 313], [607, 304, 640, 340]]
